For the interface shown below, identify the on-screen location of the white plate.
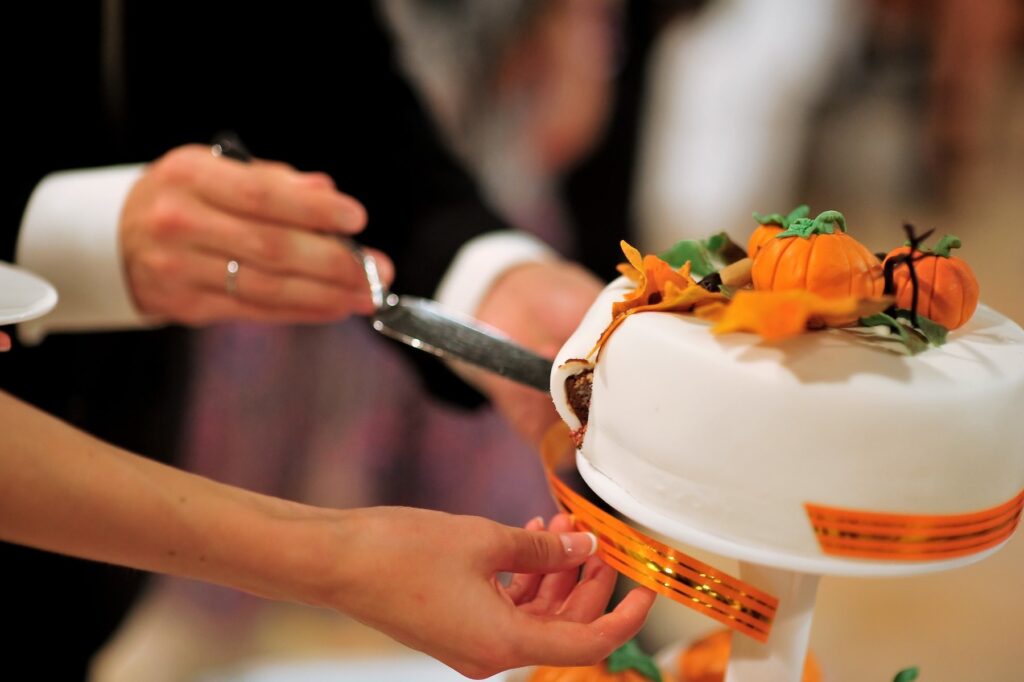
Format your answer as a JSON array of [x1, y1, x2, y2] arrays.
[[202, 655, 520, 682], [0, 262, 57, 325]]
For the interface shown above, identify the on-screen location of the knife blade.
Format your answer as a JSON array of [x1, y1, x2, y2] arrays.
[[371, 294, 553, 391]]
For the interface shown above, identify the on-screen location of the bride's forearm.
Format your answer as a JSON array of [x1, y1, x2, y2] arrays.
[[0, 391, 347, 605]]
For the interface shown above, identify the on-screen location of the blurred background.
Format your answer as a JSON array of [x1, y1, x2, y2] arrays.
[[88, 0, 1023, 680]]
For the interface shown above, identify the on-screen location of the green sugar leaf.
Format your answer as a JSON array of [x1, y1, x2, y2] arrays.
[[752, 204, 809, 229], [658, 232, 745, 277], [753, 211, 789, 227], [858, 313, 930, 355], [776, 210, 847, 239], [933, 234, 962, 258], [916, 315, 949, 346], [787, 204, 811, 222], [891, 309, 948, 347], [658, 240, 714, 275], [892, 667, 920, 682], [705, 231, 748, 264], [606, 640, 662, 682]]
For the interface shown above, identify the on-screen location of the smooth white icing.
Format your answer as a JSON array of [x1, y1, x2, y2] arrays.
[[551, 277, 1024, 559]]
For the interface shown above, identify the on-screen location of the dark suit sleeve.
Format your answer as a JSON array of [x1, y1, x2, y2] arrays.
[[331, 5, 512, 402], [248, 4, 514, 300]]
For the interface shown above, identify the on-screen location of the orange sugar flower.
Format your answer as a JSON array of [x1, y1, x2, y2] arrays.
[[590, 242, 726, 358]]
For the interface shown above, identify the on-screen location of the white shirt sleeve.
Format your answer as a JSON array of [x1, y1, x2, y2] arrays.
[[434, 230, 557, 317], [15, 164, 154, 345]]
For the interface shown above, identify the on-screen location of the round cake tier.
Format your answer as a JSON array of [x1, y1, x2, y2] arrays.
[[551, 278, 1024, 561]]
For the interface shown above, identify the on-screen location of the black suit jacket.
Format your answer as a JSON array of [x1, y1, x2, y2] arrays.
[[0, 4, 512, 676], [3, 2, 521, 427]]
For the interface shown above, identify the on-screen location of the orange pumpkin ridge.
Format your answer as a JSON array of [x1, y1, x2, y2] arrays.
[[950, 266, 969, 328], [751, 210, 883, 324]]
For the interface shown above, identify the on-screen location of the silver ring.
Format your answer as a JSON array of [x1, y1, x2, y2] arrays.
[[225, 259, 240, 295], [338, 238, 386, 310]]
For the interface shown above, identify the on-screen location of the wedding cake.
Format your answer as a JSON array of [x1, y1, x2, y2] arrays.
[[550, 210, 1024, 561]]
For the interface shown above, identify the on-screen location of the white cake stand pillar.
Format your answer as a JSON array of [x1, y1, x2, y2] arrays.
[[725, 562, 819, 682]]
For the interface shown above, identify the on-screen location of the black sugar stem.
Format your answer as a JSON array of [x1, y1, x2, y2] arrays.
[[882, 224, 934, 326]]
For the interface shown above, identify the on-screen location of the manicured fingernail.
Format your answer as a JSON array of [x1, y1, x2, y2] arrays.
[[561, 532, 598, 557]]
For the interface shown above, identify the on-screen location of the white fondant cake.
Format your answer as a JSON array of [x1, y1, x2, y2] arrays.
[[551, 276, 1024, 560]]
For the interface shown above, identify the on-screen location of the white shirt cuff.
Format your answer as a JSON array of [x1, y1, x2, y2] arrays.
[[434, 231, 557, 317], [15, 164, 151, 344]]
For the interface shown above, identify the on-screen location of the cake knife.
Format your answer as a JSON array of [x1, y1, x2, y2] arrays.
[[348, 242, 554, 392], [212, 132, 554, 392]]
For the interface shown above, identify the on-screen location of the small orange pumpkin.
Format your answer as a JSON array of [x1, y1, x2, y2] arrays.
[[883, 234, 979, 330], [679, 630, 822, 682], [747, 224, 784, 261], [751, 210, 884, 314], [529, 664, 654, 682], [747, 205, 809, 258]]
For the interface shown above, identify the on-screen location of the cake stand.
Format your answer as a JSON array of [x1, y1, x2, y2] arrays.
[[576, 453, 1007, 682]]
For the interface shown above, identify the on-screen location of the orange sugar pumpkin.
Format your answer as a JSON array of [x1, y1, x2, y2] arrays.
[[529, 664, 656, 682], [679, 630, 821, 682], [751, 210, 884, 302], [883, 234, 979, 330], [746, 205, 809, 258], [747, 224, 784, 260]]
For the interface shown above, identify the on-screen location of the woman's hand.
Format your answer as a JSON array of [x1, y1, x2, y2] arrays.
[[120, 144, 393, 325], [0, 391, 652, 679], [315, 508, 654, 679]]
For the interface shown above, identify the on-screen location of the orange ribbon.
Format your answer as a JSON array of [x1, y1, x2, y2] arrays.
[[805, 489, 1024, 560], [540, 424, 778, 643]]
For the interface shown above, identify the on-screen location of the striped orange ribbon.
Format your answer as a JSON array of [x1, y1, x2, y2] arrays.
[[805, 489, 1024, 560], [540, 424, 778, 643]]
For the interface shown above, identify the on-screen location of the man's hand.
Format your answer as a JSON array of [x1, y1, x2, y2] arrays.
[[472, 259, 603, 447], [120, 145, 393, 325]]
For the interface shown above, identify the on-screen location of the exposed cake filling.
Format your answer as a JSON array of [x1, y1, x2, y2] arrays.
[[564, 368, 593, 427]]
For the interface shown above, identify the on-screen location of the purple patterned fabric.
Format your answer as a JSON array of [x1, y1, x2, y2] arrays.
[[181, 319, 555, 520], [167, 316, 557, 612]]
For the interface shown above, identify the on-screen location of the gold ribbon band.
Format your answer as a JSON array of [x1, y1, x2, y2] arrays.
[[540, 424, 778, 643], [806, 489, 1024, 560]]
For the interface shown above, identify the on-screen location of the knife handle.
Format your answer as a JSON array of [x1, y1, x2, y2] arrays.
[[210, 130, 252, 162]]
